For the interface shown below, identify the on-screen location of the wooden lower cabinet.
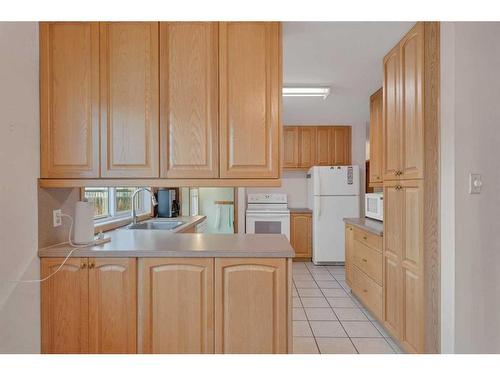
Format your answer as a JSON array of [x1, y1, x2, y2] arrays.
[[41, 257, 136, 354], [41, 258, 89, 354], [138, 258, 214, 354], [344, 225, 383, 322], [383, 180, 424, 353], [42, 256, 290, 354], [215, 258, 288, 353], [290, 212, 312, 259], [345, 225, 354, 285], [89, 258, 137, 353]]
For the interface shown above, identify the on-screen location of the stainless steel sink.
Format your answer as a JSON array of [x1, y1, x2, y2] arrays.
[[127, 220, 185, 230]]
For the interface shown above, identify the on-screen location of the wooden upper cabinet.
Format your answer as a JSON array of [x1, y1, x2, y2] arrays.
[[315, 127, 332, 165], [160, 22, 219, 178], [383, 44, 402, 181], [283, 125, 352, 170], [215, 258, 287, 353], [41, 258, 89, 353], [400, 23, 424, 180], [219, 22, 281, 178], [283, 127, 299, 168], [40, 22, 99, 178], [331, 126, 352, 165], [298, 127, 316, 168], [369, 88, 383, 185], [100, 22, 159, 178], [88, 258, 137, 354], [139, 258, 214, 354], [290, 213, 312, 258]]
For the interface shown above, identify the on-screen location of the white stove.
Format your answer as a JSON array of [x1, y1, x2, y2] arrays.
[[245, 193, 290, 239]]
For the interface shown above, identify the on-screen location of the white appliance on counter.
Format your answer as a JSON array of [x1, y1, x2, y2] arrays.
[[307, 166, 360, 264], [365, 192, 384, 221], [245, 193, 290, 240]]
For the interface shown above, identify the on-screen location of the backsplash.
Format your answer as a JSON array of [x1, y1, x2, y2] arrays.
[[38, 187, 80, 248]]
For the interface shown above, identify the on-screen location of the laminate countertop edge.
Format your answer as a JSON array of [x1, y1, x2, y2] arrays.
[[343, 217, 384, 236], [38, 231, 295, 258]]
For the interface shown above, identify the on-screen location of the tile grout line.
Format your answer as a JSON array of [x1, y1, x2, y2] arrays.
[[297, 266, 322, 353], [321, 265, 360, 354], [326, 265, 397, 354], [307, 263, 358, 354]]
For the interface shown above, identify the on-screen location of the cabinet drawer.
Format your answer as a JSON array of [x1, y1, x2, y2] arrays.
[[352, 265, 382, 321], [353, 227, 382, 252], [352, 239, 382, 285]]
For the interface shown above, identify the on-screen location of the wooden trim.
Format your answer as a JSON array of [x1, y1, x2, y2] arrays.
[[39, 178, 282, 188], [287, 258, 292, 353], [422, 21, 440, 354], [233, 187, 238, 233]]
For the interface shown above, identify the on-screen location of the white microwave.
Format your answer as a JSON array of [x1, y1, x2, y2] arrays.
[[365, 193, 383, 221]]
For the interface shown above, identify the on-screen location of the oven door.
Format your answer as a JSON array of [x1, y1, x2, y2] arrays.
[[245, 213, 290, 240]]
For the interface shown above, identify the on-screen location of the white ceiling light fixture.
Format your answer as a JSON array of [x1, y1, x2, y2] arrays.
[[282, 86, 331, 99]]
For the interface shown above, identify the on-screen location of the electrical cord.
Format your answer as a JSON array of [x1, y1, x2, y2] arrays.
[[6, 213, 96, 284]]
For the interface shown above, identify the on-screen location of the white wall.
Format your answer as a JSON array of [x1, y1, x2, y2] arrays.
[[441, 22, 500, 353], [0, 22, 40, 353]]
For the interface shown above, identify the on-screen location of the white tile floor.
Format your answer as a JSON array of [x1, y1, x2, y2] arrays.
[[292, 262, 405, 354]]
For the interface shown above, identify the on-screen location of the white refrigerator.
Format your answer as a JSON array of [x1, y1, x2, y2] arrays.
[[307, 166, 360, 264]]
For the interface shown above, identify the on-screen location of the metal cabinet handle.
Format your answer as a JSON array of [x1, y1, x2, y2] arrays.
[[81, 262, 87, 269], [89, 262, 95, 269]]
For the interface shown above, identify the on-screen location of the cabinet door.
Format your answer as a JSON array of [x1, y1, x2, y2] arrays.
[[400, 23, 424, 180], [100, 22, 159, 178], [401, 180, 424, 353], [283, 127, 299, 168], [383, 44, 402, 180], [139, 258, 214, 353], [215, 258, 287, 353], [219, 22, 281, 178], [41, 258, 89, 353], [40, 22, 99, 178], [331, 127, 352, 165], [88, 258, 137, 353], [160, 22, 219, 178], [298, 127, 316, 168], [369, 89, 383, 185], [290, 213, 312, 258], [383, 182, 403, 339], [345, 225, 354, 287], [315, 127, 332, 165]]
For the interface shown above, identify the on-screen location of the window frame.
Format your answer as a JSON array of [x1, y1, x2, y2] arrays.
[[81, 187, 153, 232]]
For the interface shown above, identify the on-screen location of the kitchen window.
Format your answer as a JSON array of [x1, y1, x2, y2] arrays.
[[83, 187, 152, 230]]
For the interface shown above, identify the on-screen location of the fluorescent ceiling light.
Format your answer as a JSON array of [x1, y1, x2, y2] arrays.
[[282, 86, 330, 99]]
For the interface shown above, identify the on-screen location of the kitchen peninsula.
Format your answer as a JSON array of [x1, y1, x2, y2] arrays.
[[38, 229, 294, 354]]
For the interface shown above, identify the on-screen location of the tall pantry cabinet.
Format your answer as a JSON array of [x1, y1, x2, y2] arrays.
[[382, 22, 439, 354]]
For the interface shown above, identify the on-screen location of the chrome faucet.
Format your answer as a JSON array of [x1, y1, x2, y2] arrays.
[[131, 188, 158, 224]]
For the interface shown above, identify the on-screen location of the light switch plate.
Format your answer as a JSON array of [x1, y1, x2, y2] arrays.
[[469, 173, 482, 194]]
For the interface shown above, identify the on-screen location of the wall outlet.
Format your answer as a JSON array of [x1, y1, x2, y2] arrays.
[[53, 209, 62, 227]]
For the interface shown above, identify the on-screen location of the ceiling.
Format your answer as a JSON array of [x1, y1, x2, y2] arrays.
[[282, 22, 414, 125]]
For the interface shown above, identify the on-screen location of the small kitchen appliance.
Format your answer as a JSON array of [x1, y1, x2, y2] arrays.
[[365, 192, 384, 221], [157, 189, 180, 218]]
